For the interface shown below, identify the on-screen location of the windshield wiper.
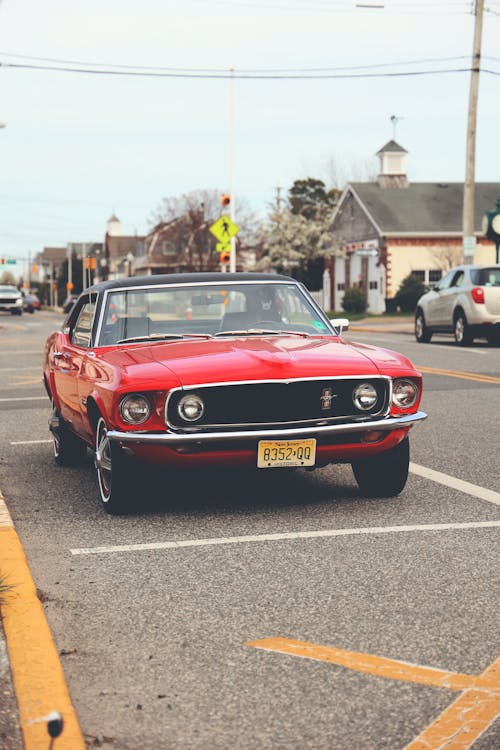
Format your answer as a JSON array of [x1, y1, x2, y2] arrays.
[[116, 333, 213, 344], [214, 328, 313, 338]]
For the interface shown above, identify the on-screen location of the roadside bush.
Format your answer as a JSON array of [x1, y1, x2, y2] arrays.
[[394, 274, 427, 312], [341, 286, 367, 315]]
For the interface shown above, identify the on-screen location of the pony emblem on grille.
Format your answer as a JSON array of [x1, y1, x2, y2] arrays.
[[320, 387, 337, 410]]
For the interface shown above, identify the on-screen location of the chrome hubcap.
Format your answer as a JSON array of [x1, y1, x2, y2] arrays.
[[96, 419, 112, 500]]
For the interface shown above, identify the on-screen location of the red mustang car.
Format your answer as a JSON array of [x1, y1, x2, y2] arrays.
[[43, 273, 426, 513]]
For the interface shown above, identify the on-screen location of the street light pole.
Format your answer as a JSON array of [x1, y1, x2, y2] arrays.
[[463, 0, 485, 262]]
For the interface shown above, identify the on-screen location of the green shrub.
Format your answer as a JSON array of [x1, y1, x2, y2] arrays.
[[341, 286, 367, 315], [395, 274, 427, 312]]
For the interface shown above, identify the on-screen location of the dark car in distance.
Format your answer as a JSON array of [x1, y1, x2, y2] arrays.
[[22, 291, 41, 313]]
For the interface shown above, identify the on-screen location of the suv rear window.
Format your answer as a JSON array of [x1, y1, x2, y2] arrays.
[[471, 268, 500, 286]]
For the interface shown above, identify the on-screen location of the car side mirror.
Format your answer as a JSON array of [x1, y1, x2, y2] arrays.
[[331, 318, 349, 335]]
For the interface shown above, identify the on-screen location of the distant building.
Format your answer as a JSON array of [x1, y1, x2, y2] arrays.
[[103, 214, 145, 279], [328, 141, 500, 313], [135, 216, 220, 275], [33, 246, 67, 283]]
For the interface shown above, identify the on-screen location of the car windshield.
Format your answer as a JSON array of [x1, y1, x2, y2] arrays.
[[97, 281, 332, 345], [0, 285, 18, 293], [470, 267, 500, 286]]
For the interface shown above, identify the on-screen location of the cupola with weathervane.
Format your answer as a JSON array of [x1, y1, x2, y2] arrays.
[[376, 140, 409, 189], [106, 213, 122, 237]]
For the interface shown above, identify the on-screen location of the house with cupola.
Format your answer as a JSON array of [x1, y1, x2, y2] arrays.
[[327, 141, 500, 313]]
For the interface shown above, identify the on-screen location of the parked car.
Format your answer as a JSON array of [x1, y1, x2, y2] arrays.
[[414, 264, 500, 346], [62, 294, 79, 314], [0, 284, 23, 315], [22, 291, 41, 313], [43, 273, 426, 514]]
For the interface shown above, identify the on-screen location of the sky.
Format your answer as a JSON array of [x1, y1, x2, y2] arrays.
[[1, 0, 500, 274]]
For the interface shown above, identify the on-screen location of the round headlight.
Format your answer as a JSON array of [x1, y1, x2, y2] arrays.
[[119, 394, 151, 424], [178, 394, 205, 422], [353, 382, 378, 411], [392, 379, 418, 408]]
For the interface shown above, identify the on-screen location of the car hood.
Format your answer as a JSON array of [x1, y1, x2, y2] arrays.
[[127, 335, 416, 386]]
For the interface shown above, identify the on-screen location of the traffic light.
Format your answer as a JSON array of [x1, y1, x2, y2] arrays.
[[220, 194, 231, 207], [220, 251, 231, 264]]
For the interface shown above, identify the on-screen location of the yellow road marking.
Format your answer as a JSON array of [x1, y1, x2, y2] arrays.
[[247, 638, 500, 749], [405, 658, 500, 750], [0, 492, 85, 750], [418, 365, 500, 385]]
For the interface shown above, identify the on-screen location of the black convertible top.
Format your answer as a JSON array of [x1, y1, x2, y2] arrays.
[[86, 272, 295, 294]]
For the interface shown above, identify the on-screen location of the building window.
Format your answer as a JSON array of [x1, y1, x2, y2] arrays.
[[369, 281, 378, 290], [162, 240, 177, 256], [337, 283, 345, 291], [411, 270, 426, 282], [411, 269, 442, 285], [429, 270, 442, 283]]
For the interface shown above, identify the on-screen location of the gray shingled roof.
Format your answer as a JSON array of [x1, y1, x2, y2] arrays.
[[350, 182, 500, 234], [376, 140, 407, 154]]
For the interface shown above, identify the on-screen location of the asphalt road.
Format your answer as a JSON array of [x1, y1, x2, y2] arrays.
[[0, 311, 499, 750]]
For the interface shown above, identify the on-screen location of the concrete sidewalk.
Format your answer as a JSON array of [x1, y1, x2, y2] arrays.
[[348, 315, 414, 335]]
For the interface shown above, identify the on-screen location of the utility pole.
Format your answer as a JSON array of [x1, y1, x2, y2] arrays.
[[229, 67, 236, 273], [463, 0, 484, 262]]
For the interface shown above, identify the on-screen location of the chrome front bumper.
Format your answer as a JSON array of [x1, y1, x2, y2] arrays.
[[107, 410, 427, 446]]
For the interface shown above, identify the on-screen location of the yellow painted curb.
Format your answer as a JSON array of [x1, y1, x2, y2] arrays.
[[0, 492, 85, 749]]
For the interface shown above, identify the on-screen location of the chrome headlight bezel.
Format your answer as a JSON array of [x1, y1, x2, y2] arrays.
[[392, 378, 418, 409], [119, 393, 152, 425], [177, 393, 205, 423], [352, 382, 378, 411]]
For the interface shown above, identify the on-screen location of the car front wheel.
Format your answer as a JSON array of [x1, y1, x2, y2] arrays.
[[351, 437, 410, 497], [454, 312, 473, 346], [414, 310, 432, 343], [95, 417, 135, 514], [51, 408, 88, 466]]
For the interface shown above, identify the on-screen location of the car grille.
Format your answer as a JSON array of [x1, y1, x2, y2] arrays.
[[166, 378, 390, 431]]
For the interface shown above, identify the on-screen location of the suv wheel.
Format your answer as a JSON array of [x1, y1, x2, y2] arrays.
[[415, 310, 432, 343], [454, 311, 473, 346]]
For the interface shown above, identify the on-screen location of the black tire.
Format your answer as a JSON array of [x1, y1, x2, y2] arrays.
[[414, 310, 432, 343], [486, 330, 500, 347], [454, 311, 473, 346], [51, 409, 88, 467], [95, 417, 136, 514], [351, 437, 410, 497]]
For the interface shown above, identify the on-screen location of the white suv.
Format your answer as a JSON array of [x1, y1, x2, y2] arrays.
[[0, 284, 23, 316], [414, 264, 500, 346]]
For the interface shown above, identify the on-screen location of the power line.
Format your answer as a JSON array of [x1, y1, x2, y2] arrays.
[[190, 0, 479, 14], [1, 60, 490, 79], [0, 50, 472, 74]]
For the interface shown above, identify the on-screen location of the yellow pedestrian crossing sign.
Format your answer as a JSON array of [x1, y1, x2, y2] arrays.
[[210, 216, 240, 243], [216, 242, 231, 254]]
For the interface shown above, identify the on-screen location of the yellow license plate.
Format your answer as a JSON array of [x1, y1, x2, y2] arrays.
[[257, 439, 316, 468]]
